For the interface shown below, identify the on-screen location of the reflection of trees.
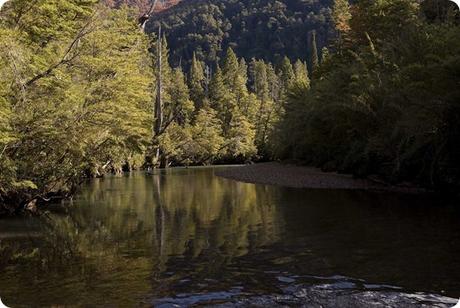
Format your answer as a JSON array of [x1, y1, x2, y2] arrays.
[[152, 173, 166, 275], [0, 168, 284, 306]]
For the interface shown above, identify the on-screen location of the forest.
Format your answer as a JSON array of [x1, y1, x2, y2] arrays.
[[0, 0, 459, 215], [145, 0, 334, 66]]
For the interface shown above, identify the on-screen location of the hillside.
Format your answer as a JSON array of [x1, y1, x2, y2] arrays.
[[145, 0, 334, 67]]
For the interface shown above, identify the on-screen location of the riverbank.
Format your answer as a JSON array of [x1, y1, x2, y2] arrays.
[[216, 162, 426, 193]]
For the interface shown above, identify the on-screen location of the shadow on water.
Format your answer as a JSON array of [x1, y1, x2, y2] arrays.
[[0, 167, 459, 306]]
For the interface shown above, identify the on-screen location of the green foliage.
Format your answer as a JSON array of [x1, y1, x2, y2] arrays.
[[279, 57, 295, 90], [3, 0, 458, 213], [293, 60, 310, 88], [275, 0, 460, 190], [189, 107, 225, 163], [0, 2, 153, 211], [189, 52, 206, 109], [151, 41, 260, 165], [146, 0, 333, 67]]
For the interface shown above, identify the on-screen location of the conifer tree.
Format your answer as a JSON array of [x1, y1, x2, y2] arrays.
[[294, 60, 310, 88], [310, 31, 319, 72], [220, 48, 248, 120], [238, 58, 248, 85], [253, 60, 270, 102], [248, 58, 258, 93], [222, 47, 239, 89], [280, 56, 295, 90], [250, 60, 278, 154], [209, 65, 228, 114], [227, 113, 257, 159], [169, 67, 194, 126], [190, 107, 225, 163], [233, 59, 250, 109], [189, 52, 205, 109], [267, 63, 281, 103]]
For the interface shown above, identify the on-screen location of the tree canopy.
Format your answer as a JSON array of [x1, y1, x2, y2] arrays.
[[146, 0, 334, 68], [274, 0, 460, 191]]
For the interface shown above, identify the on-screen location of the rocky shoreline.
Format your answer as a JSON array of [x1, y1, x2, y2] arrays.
[[216, 163, 426, 193]]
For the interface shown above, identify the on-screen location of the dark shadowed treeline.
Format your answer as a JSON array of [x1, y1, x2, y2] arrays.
[[274, 0, 460, 191]]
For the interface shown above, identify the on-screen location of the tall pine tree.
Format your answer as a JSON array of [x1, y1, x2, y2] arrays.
[[310, 31, 319, 72], [189, 52, 205, 110]]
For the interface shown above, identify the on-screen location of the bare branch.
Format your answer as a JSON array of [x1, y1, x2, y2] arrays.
[[23, 12, 101, 88]]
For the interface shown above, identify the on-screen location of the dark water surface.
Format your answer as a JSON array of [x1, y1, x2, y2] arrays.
[[1, 167, 459, 306]]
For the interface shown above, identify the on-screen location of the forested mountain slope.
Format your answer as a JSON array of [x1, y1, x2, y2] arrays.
[[145, 0, 334, 67]]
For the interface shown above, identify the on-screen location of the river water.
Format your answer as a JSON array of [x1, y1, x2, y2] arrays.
[[0, 167, 459, 306]]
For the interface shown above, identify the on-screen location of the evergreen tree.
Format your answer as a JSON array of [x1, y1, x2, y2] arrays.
[[209, 65, 235, 134], [267, 63, 281, 103], [294, 60, 310, 88], [251, 60, 277, 154], [209, 65, 228, 115], [310, 31, 319, 72], [233, 59, 250, 110], [238, 58, 248, 85], [189, 107, 225, 163], [248, 58, 257, 93], [189, 52, 205, 110], [169, 67, 194, 126], [279, 56, 295, 90], [253, 60, 270, 102], [222, 47, 239, 89], [227, 113, 257, 159]]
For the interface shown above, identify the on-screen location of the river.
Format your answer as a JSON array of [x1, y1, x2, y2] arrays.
[[0, 167, 459, 306]]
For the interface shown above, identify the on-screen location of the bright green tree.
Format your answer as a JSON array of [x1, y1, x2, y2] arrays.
[[279, 57, 295, 90], [0, 3, 153, 212], [189, 52, 205, 109], [222, 47, 239, 88], [293, 60, 310, 88]]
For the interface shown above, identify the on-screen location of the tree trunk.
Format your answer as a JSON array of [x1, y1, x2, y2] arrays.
[[153, 26, 164, 167]]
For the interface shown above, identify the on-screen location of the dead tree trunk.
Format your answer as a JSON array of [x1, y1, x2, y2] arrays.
[[139, 2, 168, 168], [153, 26, 165, 167], [139, 0, 160, 31]]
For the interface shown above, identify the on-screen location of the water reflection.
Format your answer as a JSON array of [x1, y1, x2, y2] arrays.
[[0, 168, 283, 306], [0, 167, 459, 307]]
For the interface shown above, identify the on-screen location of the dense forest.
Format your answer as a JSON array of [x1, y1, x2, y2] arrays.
[[275, 0, 460, 191], [0, 1, 152, 213], [0, 0, 459, 215], [146, 0, 334, 67]]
